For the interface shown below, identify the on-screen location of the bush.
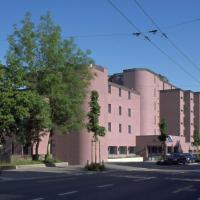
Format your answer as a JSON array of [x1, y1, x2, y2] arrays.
[[85, 162, 105, 171], [44, 154, 60, 166]]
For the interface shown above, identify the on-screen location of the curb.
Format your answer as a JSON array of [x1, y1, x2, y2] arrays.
[[0, 162, 68, 170]]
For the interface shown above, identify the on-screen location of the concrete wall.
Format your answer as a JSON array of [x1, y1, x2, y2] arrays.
[[194, 93, 200, 131], [160, 89, 184, 136], [53, 66, 108, 164], [123, 69, 175, 136], [107, 82, 140, 155], [184, 91, 194, 143]]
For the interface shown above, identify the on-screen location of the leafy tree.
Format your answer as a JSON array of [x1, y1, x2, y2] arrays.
[[87, 90, 106, 164], [6, 12, 93, 158], [0, 64, 31, 145], [193, 129, 200, 157], [158, 118, 168, 160], [16, 93, 51, 159]]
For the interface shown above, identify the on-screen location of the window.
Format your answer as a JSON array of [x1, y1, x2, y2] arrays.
[[108, 104, 111, 113], [128, 146, 135, 154], [118, 146, 127, 155], [128, 125, 131, 134], [108, 122, 111, 132], [119, 124, 122, 133], [154, 102, 156, 110], [154, 88, 156, 97], [181, 96, 183, 99], [108, 85, 111, 93], [128, 91, 131, 99], [128, 108, 131, 117], [108, 146, 117, 155], [119, 88, 121, 96], [119, 106, 122, 115]]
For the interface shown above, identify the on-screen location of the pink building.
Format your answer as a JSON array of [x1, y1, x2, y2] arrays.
[[3, 65, 199, 164], [51, 66, 198, 164]]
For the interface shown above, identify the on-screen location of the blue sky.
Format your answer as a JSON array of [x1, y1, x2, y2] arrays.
[[1, 0, 200, 91]]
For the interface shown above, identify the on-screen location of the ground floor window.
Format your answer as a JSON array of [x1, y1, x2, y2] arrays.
[[118, 146, 127, 155], [108, 146, 117, 155], [148, 146, 162, 155], [128, 146, 135, 154]]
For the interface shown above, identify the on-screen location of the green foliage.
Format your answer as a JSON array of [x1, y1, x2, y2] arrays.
[[3, 11, 93, 152], [193, 129, 200, 146], [85, 162, 105, 171], [15, 93, 52, 147], [87, 90, 106, 140], [158, 118, 168, 142], [158, 118, 168, 160]]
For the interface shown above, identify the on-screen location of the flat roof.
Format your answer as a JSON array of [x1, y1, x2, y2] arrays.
[[160, 88, 185, 92], [108, 81, 140, 95], [123, 67, 176, 87]]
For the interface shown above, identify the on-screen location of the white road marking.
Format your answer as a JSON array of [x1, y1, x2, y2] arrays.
[[32, 198, 45, 200], [165, 177, 200, 182], [172, 185, 196, 194], [38, 177, 76, 183], [132, 177, 157, 182], [58, 190, 78, 196], [97, 184, 113, 188]]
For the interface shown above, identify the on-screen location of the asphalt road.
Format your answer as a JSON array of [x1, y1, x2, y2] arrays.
[[0, 163, 200, 200]]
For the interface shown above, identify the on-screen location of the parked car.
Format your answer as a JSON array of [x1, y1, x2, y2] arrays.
[[179, 153, 196, 164], [166, 153, 182, 164]]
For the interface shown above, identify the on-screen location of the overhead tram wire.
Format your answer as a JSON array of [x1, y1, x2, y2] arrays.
[[107, 0, 200, 85], [133, 0, 200, 74]]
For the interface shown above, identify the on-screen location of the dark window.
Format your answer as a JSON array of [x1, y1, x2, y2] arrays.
[[118, 146, 127, 154], [128, 146, 135, 154], [119, 88, 121, 96], [108, 104, 111, 113], [128, 108, 131, 117], [128, 91, 131, 99], [108, 85, 111, 93], [119, 106, 122, 115], [108, 122, 111, 132], [128, 125, 131, 134], [108, 146, 117, 155], [119, 124, 122, 133]]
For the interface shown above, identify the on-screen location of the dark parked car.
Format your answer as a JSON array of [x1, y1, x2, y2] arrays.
[[179, 153, 196, 164], [166, 153, 182, 164]]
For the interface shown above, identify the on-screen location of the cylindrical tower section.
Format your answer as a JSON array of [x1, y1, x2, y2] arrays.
[[123, 69, 157, 135]]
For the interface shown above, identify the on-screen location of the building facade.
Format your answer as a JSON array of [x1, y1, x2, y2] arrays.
[[3, 65, 200, 164], [50, 65, 199, 164]]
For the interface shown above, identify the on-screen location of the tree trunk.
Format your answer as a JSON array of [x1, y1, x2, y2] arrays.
[[34, 139, 40, 161], [163, 141, 167, 160], [94, 140, 97, 164], [46, 129, 53, 157], [91, 140, 93, 163], [99, 140, 101, 164]]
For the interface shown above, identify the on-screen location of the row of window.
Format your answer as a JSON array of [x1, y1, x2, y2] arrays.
[[108, 122, 132, 133], [108, 85, 131, 99], [108, 146, 135, 155], [108, 104, 132, 116]]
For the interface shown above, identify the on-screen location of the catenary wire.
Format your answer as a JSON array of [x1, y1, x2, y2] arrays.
[[133, 0, 200, 73], [107, 0, 200, 85]]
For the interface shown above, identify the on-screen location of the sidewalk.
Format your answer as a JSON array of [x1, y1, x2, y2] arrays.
[[0, 165, 85, 181]]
